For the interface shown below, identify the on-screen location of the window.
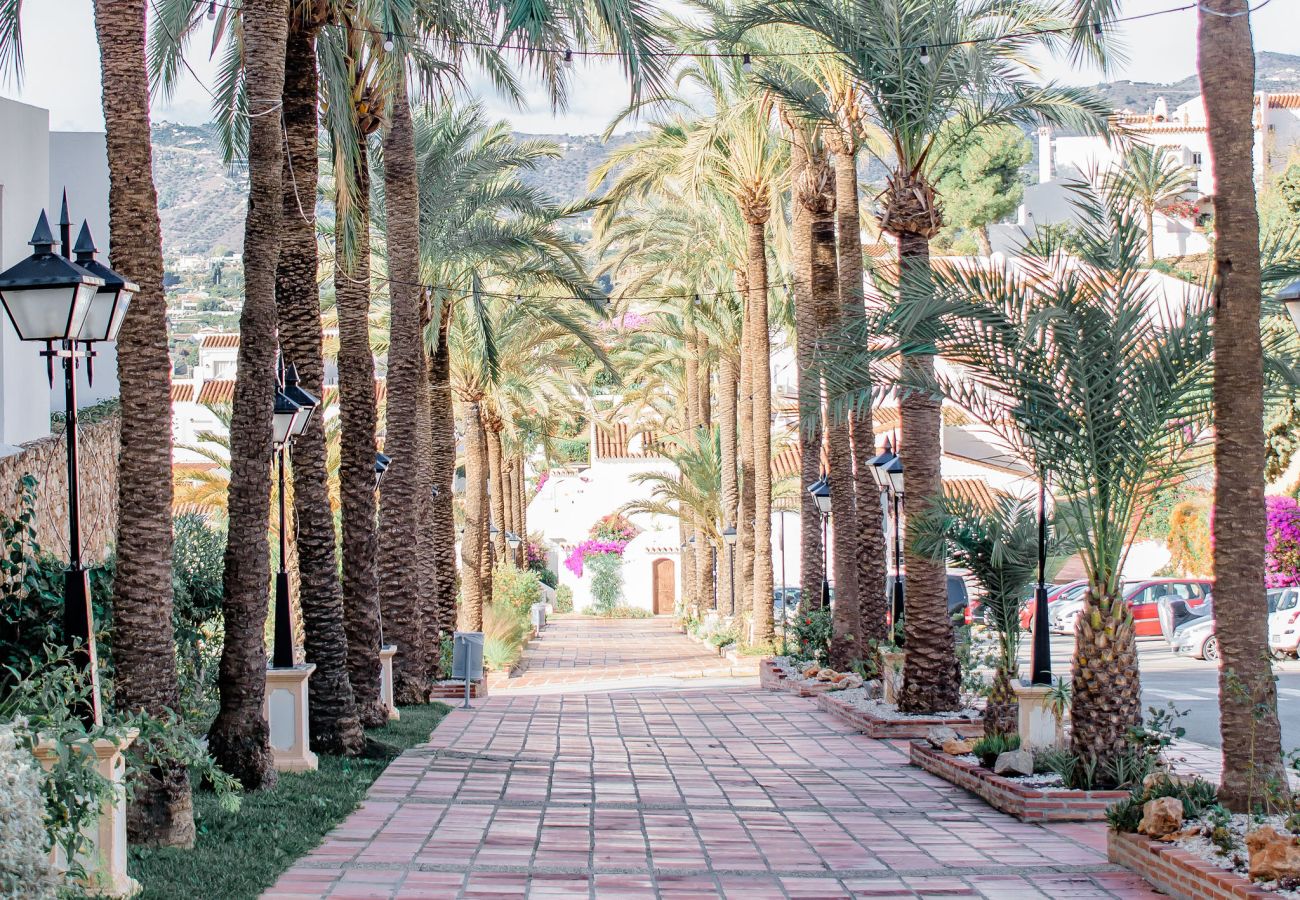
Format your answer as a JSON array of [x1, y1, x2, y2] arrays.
[[1191, 152, 1203, 167]]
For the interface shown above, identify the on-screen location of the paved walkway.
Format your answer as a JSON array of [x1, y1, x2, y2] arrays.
[[267, 618, 1159, 899]]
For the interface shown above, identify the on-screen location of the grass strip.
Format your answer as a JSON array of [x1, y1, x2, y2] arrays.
[[129, 703, 449, 899]]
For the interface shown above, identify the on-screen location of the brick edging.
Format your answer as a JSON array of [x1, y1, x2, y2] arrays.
[[910, 741, 1129, 822], [1107, 829, 1277, 899], [819, 694, 984, 739], [759, 659, 836, 697], [428, 680, 488, 700]]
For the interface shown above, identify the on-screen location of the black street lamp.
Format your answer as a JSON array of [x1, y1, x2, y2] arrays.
[[1030, 478, 1052, 684], [0, 206, 136, 726], [374, 452, 392, 489], [866, 440, 899, 641], [1278, 278, 1300, 335], [806, 474, 831, 608], [722, 525, 737, 616], [270, 361, 316, 670], [885, 455, 905, 645]]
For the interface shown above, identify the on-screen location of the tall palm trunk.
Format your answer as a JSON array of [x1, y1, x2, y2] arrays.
[[788, 131, 826, 614], [684, 333, 702, 615], [376, 75, 428, 705], [745, 211, 775, 645], [894, 230, 960, 713], [719, 354, 739, 617], [276, 22, 363, 755], [1144, 207, 1157, 264], [460, 400, 489, 629], [336, 134, 386, 729], [414, 291, 439, 683], [800, 145, 857, 663], [736, 269, 755, 627], [486, 417, 507, 565], [1201, 0, 1285, 810], [832, 146, 888, 648], [513, 457, 527, 567], [94, 0, 194, 844], [208, 0, 288, 789], [428, 305, 459, 649]]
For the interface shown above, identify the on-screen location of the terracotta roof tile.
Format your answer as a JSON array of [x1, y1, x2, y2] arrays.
[[593, 421, 663, 459], [943, 477, 1000, 509], [199, 333, 240, 349], [171, 382, 195, 403], [196, 379, 235, 405]]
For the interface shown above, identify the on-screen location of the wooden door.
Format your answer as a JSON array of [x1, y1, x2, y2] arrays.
[[652, 558, 675, 615]]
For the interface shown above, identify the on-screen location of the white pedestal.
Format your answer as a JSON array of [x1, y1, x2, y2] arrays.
[[264, 664, 318, 772], [33, 730, 140, 898], [881, 650, 906, 706], [379, 645, 400, 721], [1012, 682, 1064, 751]]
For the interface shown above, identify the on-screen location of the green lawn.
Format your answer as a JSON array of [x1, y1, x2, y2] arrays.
[[129, 703, 449, 900]]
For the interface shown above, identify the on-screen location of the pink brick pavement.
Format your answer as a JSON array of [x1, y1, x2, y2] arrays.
[[266, 618, 1161, 899]]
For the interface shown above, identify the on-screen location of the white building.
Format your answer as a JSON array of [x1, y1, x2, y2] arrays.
[[0, 98, 115, 452], [992, 91, 1300, 259]]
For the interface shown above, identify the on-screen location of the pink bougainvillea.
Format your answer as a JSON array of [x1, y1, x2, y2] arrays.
[[563, 539, 628, 578], [1266, 496, 1300, 588], [535, 471, 548, 494]]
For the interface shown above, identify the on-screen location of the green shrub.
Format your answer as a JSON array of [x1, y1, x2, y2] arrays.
[[553, 585, 574, 613], [0, 723, 57, 897], [709, 627, 738, 648], [971, 732, 1020, 769], [1106, 774, 1220, 833], [789, 606, 832, 663], [171, 514, 226, 727], [601, 605, 652, 619], [492, 563, 543, 616], [587, 552, 623, 614], [537, 567, 558, 589], [481, 603, 529, 671]]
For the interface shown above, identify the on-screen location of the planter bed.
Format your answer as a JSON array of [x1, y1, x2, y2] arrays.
[[910, 741, 1128, 821], [1108, 830, 1279, 899], [817, 693, 983, 740], [759, 659, 835, 696], [429, 679, 488, 700]]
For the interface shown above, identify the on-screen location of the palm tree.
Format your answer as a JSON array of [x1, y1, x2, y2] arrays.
[[912, 494, 1040, 737], [92, 0, 194, 845], [206, 0, 289, 790], [726, 0, 1110, 710], [888, 187, 1214, 771], [1109, 144, 1197, 263], [274, 7, 365, 758], [1198, 0, 1287, 810]]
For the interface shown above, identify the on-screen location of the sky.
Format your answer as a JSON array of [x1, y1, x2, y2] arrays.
[[2, 0, 1297, 136]]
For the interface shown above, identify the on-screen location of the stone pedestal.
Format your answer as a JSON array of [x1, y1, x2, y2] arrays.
[[33, 730, 140, 898], [264, 664, 318, 772], [880, 650, 906, 706], [379, 645, 400, 721], [1012, 682, 1064, 751]]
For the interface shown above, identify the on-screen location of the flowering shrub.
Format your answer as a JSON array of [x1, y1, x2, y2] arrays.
[[590, 513, 639, 543], [0, 723, 57, 897], [587, 551, 624, 614], [525, 539, 548, 570], [1166, 499, 1212, 577], [1160, 198, 1200, 221], [789, 607, 833, 664], [563, 539, 627, 577], [1267, 496, 1300, 588], [534, 472, 548, 494]]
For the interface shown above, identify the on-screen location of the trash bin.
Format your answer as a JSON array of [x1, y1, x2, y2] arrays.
[[530, 602, 547, 636], [452, 631, 483, 708]]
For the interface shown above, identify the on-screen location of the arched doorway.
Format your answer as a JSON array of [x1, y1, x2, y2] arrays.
[[651, 557, 675, 615]]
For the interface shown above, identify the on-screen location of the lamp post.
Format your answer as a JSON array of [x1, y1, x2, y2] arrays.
[[374, 452, 392, 489], [1028, 478, 1054, 684], [806, 475, 831, 608], [722, 525, 737, 617], [867, 440, 900, 642], [270, 362, 317, 669], [1278, 278, 1300, 334], [0, 207, 136, 726], [885, 455, 905, 646], [506, 530, 522, 567]]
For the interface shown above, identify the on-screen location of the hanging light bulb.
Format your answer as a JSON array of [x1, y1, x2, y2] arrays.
[[919, 45, 931, 65], [207, 1, 217, 20], [1092, 21, 1103, 37], [563, 50, 574, 69], [741, 53, 752, 72], [383, 31, 394, 51]]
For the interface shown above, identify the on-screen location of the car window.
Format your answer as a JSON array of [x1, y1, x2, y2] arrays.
[[1279, 591, 1299, 612], [1128, 587, 1153, 606], [1169, 583, 1197, 600]]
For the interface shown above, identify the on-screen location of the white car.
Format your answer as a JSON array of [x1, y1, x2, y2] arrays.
[[1159, 596, 1218, 661], [1269, 587, 1300, 658]]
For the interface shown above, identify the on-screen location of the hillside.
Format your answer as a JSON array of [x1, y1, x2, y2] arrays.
[[1088, 51, 1300, 115]]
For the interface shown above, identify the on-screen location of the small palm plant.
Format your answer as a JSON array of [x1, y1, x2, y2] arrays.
[[911, 494, 1041, 737]]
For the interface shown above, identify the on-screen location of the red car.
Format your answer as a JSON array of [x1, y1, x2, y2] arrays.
[[1018, 580, 1089, 630], [1048, 579, 1213, 637]]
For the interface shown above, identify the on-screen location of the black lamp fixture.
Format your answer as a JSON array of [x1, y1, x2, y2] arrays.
[[885, 456, 904, 495], [506, 530, 522, 551], [281, 363, 319, 439], [0, 202, 141, 726], [885, 453, 906, 644], [866, 439, 897, 491], [374, 452, 392, 488], [722, 525, 738, 614], [721, 526, 738, 547], [805, 474, 832, 607], [272, 389, 303, 448], [1281, 278, 1300, 336], [489, 524, 499, 543], [807, 474, 832, 515]]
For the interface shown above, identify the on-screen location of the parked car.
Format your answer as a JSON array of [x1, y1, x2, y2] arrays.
[[1049, 578, 1212, 637], [1159, 595, 1217, 660], [884, 571, 973, 627], [773, 587, 802, 620], [1269, 587, 1300, 658], [1018, 579, 1089, 630]]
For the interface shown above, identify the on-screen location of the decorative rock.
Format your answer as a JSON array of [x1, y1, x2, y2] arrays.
[[1247, 826, 1300, 882], [926, 726, 959, 749], [862, 680, 883, 700], [1141, 771, 1192, 792], [1137, 796, 1184, 838], [993, 749, 1035, 777], [942, 738, 974, 755]]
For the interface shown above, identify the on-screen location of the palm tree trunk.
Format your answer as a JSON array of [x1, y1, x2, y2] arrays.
[[1070, 584, 1141, 764], [1145, 208, 1157, 264], [414, 337, 439, 683], [276, 22, 363, 754], [746, 215, 775, 646], [736, 269, 755, 628], [803, 152, 858, 665], [94, 0, 194, 844], [1201, 0, 1286, 809], [789, 133, 826, 614], [833, 148, 888, 649], [429, 302, 458, 652], [719, 354, 739, 617], [336, 135, 386, 729], [513, 457, 526, 567], [460, 400, 488, 630], [376, 74, 428, 705], [896, 232, 961, 713], [486, 420, 507, 566], [684, 332, 702, 615], [207, 0, 288, 790]]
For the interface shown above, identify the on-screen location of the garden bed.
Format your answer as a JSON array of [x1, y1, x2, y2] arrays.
[[759, 659, 836, 696], [910, 741, 1129, 821], [1108, 829, 1281, 900], [428, 679, 488, 700], [818, 692, 982, 739]]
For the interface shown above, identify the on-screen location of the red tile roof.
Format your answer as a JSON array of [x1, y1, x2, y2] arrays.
[[196, 379, 235, 405], [171, 382, 195, 402], [593, 422, 663, 459], [199, 333, 240, 349], [322, 380, 388, 406]]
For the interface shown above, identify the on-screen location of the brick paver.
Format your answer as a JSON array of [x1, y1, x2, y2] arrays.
[[267, 619, 1159, 899]]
